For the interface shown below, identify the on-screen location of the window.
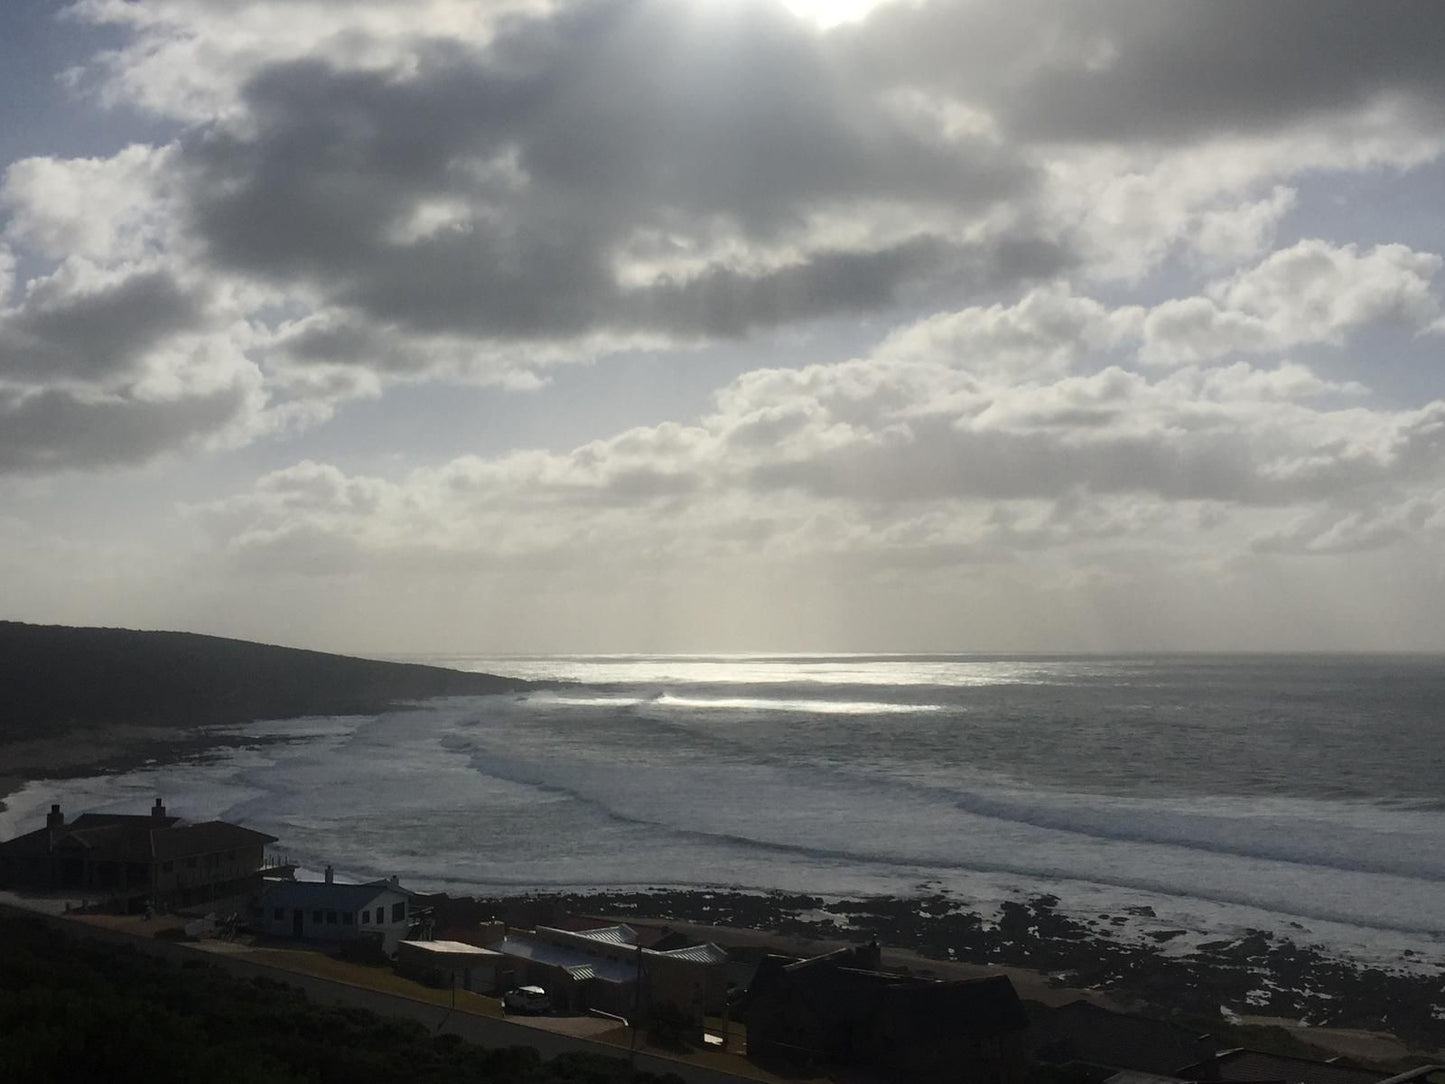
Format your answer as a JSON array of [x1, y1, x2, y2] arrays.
[[185, 857, 197, 869], [273, 908, 284, 921], [312, 910, 323, 924], [391, 901, 406, 923], [361, 910, 370, 924], [342, 912, 353, 925], [162, 861, 174, 872], [326, 910, 337, 924]]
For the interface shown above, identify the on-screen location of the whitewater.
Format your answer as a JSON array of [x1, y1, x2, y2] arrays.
[[4, 653, 1442, 968]]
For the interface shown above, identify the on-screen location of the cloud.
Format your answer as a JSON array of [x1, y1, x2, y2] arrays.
[[194, 288, 1445, 579], [848, 0, 1445, 145], [0, 263, 207, 382], [2, 0, 1441, 489], [1140, 240, 1442, 365], [0, 378, 259, 474], [875, 284, 1138, 380], [1188, 185, 1298, 268], [2, 145, 177, 262], [167, 4, 1036, 347]]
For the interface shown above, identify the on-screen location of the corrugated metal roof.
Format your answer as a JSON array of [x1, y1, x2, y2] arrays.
[[656, 942, 728, 964], [492, 936, 636, 984], [572, 924, 637, 946]]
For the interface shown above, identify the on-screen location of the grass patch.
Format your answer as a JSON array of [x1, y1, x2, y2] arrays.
[[242, 947, 504, 1019]]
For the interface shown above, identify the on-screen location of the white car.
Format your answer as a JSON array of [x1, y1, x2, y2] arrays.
[[503, 985, 551, 1014]]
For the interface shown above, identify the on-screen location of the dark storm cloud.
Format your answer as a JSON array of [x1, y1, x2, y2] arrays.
[[178, 0, 1036, 351], [849, 0, 1445, 144], [0, 269, 206, 382]]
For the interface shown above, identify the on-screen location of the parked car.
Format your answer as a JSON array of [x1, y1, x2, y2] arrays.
[[503, 985, 551, 1014]]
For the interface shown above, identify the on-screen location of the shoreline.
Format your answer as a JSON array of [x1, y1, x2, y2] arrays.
[[0, 723, 335, 825], [5, 729, 1442, 1062]]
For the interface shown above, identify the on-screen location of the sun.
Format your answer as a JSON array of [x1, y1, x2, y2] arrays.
[[780, 0, 889, 29]]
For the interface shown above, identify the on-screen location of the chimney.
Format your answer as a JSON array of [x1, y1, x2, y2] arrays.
[[389, 874, 399, 887], [324, 865, 334, 884], [46, 803, 64, 831], [152, 798, 167, 819]]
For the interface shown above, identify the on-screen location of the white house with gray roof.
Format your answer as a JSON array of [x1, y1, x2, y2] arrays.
[[256, 869, 415, 952]]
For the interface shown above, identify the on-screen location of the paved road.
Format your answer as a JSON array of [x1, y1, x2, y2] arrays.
[[2, 904, 759, 1084]]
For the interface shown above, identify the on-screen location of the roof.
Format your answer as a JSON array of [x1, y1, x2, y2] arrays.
[[151, 821, 278, 859], [262, 879, 408, 912], [1179, 1050, 1389, 1084], [0, 826, 58, 857], [533, 925, 726, 968], [571, 924, 638, 946], [362, 877, 419, 897], [745, 954, 1028, 1039], [1, 813, 275, 862], [399, 940, 502, 957], [70, 813, 181, 830], [656, 942, 729, 965], [783, 943, 881, 973], [492, 935, 638, 984], [1036, 1000, 1219, 1076]]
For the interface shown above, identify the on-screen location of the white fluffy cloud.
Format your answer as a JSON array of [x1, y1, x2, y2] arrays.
[[196, 288, 1443, 575], [1140, 240, 1442, 365]]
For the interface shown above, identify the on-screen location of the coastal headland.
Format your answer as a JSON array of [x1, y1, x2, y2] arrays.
[[0, 620, 529, 795]]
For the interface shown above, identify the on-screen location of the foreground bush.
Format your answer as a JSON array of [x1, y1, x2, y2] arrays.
[[0, 918, 678, 1084]]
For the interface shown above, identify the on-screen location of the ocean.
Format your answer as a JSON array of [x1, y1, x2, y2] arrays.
[[4, 653, 1443, 968]]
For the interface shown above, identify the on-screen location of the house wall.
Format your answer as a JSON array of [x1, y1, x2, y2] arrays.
[[395, 944, 500, 993], [153, 845, 266, 895], [255, 888, 412, 951], [644, 953, 723, 1021]]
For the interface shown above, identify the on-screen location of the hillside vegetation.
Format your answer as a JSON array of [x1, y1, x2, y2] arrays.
[[0, 621, 525, 741], [0, 917, 677, 1084]]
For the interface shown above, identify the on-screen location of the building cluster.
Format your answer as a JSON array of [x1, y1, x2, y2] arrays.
[[0, 800, 1433, 1084]]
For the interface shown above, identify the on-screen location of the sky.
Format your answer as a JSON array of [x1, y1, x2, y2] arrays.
[[2, 0, 1444, 655]]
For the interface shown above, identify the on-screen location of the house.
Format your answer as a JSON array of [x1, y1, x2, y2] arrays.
[[396, 939, 504, 993], [487, 922, 729, 1024], [739, 943, 1031, 1083], [0, 799, 277, 911], [1031, 1000, 1220, 1076], [254, 868, 415, 952]]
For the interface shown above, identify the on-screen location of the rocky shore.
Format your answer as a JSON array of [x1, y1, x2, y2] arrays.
[[426, 888, 1445, 1055]]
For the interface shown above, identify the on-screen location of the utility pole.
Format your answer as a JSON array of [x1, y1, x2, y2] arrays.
[[629, 941, 643, 1065]]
